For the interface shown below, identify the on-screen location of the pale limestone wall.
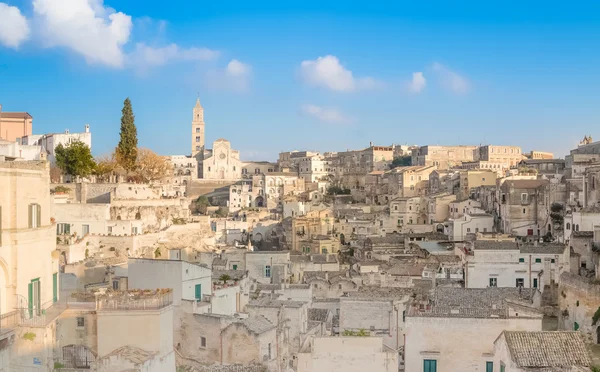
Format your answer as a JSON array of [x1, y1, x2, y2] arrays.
[[221, 322, 276, 365], [558, 273, 600, 343], [246, 252, 290, 285], [492, 333, 520, 372], [297, 337, 397, 372], [52, 203, 111, 236], [128, 259, 211, 305], [97, 306, 173, 357], [405, 316, 541, 372], [339, 298, 406, 349], [97, 350, 175, 372], [211, 286, 239, 316], [177, 313, 232, 364], [0, 161, 59, 314], [55, 309, 98, 356], [12, 324, 56, 370]]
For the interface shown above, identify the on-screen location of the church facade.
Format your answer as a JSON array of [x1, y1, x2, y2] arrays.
[[191, 98, 242, 180]]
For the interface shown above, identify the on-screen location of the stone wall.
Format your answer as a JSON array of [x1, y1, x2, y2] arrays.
[[558, 272, 600, 343]]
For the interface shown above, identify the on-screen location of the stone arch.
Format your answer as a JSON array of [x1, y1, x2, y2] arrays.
[[436, 224, 445, 233], [255, 196, 264, 208]]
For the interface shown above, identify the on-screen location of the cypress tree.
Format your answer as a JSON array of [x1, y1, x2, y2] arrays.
[[115, 97, 138, 172]]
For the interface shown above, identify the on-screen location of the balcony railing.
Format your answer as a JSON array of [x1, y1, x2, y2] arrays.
[[97, 291, 173, 311], [0, 310, 20, 330]]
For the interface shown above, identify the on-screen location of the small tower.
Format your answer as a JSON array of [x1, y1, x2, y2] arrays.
[[191, 97, 205, 157]]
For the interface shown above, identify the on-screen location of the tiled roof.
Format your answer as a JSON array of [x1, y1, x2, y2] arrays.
[[311, 254, 338, 264], [503, 179, 549, 189], [239, 315, 276, 334], [410, 287, 539, 318], [367, 233, 404, 245], [474, 240, 519, 250], [346, 286, 414, 300], [247, 297, 305, 308], [502, 331, 591, 368], [520, 244, 566, 255], [0, 112, 32, 119], [572, 231, 594, 238], [308, 308, 329, 323]]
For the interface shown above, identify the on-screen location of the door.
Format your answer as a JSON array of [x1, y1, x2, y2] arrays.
[[533, 278, 538, 289], [53, 273, 58, 303], [29, 278, 41, 317], [82, 224, 90, 236], [194, 284, 202, 301], [424, 359, 437, 372]]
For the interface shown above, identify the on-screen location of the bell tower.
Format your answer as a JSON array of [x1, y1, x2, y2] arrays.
[[192, 97, 205, 157]]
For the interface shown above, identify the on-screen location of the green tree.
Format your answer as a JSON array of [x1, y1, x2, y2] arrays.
[[192, 196, 210, 215], [115, 98, 138, 173], [391, 155, 411, 168], [54, 140, 96, 177]]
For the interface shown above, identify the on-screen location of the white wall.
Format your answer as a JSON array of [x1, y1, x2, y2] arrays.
[[405, 316, 541, 372], [298, 337, 398, 372], [128, 259, 211, 305]]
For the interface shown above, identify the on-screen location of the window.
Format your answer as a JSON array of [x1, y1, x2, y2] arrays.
[[28, 203, 41, 228], [523, 208, 526, 214], [500, 363, 505, 372], [265, 265, 271, 278], [200, 336, 206, 348], [566, 223, 571, 230], [516, 278, 524, 287], [521, 193, 528, 202], [82, 224, 90, 236], [322, 248, 328, 254], [424, 359, 437, 372], [56, 223, 70, 235], [551, 259, 555, 263], [107, 226, 113, 234], [233, 264, 238, 271], [113, 280, 119, 290], [486, 361, 493, 372], [338, 284, 342, 289], [533, 278, 538, 288], [394, 205, 398, 211], [76, 317, 85, 327], [489, 278, 497, 287], [268, 343, 272, 359], [467, 228, 471, 233], [196, 136, 201, 142], [535, 258, 541, 263], [196, 128, 200, 133]]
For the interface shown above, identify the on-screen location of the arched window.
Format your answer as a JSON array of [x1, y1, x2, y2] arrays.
[[566, 223, 571, 230]]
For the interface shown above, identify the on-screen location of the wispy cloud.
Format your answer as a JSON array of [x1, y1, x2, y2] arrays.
[[300, 104, 353, 124], [0, 2, 30, 49], [129, 43, 219, 71], [300, 55, 382, 92], [408, 71, 426, 93], [432, 62, 470, 94]]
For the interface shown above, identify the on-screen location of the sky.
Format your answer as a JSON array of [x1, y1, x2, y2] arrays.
[[1, 1, 600, 160]]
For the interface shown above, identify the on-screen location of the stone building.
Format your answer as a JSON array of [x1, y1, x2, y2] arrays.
[[405, 287, 543, 372], [387, 165, 436, 198], [527, 150, 554, 160], [297, 337, 398, 372], [499, 179, 549, 237], [492, 331, 591, 372], [456, 169, 498, 200], [0, 111, 32, 142], [200, 138, 242, 180], [477, 145, 523, 168], [411, 145, 478, 170], [465, 240, 568, 290], [22, 124, 92, 163]]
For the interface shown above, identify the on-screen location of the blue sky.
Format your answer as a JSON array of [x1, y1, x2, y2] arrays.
[[1, 1, 599, 160]]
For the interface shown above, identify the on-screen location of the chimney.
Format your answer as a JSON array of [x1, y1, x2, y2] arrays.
[[85, 124, 90, 133]]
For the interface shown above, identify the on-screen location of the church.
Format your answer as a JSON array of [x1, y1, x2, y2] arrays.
[[191, 98, 242, 180]]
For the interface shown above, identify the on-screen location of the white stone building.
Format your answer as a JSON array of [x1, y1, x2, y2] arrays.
[[446, 213, 494, 241], [493, 331, 591, 372], [298, 337, 398, 372], [22, 124, 92, 162], [128, 258, 212, 306], [465, 240, 568, 290], [405, 288, 543, 372]]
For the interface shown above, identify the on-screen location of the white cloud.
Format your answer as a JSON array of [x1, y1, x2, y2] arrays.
[[300, 55, 381, 92], [0, 3, 30, 49], [408, 72, 426, 93], [130, 43, 219, 68], [205, 59, 252, 93], [300, 104, 353, 124], [33, 0, 133, 68], [226, 59, 250, 77], [432, 62, 470, 94]]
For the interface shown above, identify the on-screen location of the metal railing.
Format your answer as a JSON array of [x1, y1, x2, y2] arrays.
[[0, 310, 20, 330]]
